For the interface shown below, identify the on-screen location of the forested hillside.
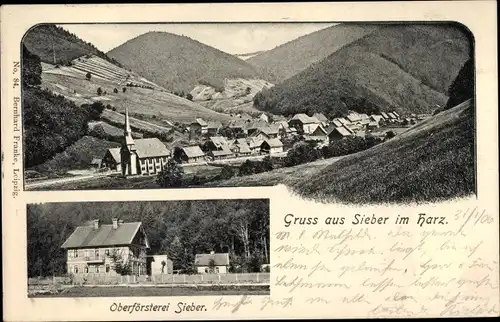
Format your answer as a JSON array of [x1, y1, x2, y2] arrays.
[[23, 24, 122, 67], [27, 199, 270, 277], [107, 31, 262, 93], [253, 24, 472, 118], [22, 45, 105, 167], [247, 23, 380, 83]]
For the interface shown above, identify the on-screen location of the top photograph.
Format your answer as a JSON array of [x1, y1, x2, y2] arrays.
[[22, 22, 475, 205]]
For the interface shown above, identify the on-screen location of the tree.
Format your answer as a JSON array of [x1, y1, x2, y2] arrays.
[[208, 258, 216, 273], [113, 88, 119, 94], [161, 260, 166, 274], [86, 72, 92, 81], [22, 45, 42, 87], [156, 159, 184, 187], [245, 87, 251, 95], [109, 250, 131, 276], [97, 87, 102, 96], [122, 87, 127, 93], [82, 101, 105, 120]]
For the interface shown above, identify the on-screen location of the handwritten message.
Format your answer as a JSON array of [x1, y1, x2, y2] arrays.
[[212, 206, 499, 318]]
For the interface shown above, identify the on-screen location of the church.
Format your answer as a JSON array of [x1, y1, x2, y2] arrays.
[[120, 107, 172, 176]]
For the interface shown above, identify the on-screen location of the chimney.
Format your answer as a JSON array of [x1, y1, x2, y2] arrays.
[[112, 218, 119, 229], [93, 219, 100, 230]]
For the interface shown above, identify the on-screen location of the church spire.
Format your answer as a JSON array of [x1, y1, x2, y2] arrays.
[[124, 105, 132, 136]]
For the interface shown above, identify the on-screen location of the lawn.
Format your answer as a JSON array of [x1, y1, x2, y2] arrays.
[[29, 285, 270, 297]]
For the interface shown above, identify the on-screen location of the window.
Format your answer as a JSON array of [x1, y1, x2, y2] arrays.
[[204, 268, 209, 273], [84, 266, 89, 273], [105, 249, 110, 256], [73, 249, 78, 258], [95, 249, 99, 258], [74, 266, 79, 274], [215, 267, 220, 273], [106, 264, 110, 273], [96, 266, 100, 273]]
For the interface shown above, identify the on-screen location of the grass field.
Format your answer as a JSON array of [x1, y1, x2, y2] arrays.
[[41, 63, 232, 124], [30, 285, 270, 298]]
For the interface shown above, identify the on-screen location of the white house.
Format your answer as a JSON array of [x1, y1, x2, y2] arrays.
[[195, 252, 230, 274]]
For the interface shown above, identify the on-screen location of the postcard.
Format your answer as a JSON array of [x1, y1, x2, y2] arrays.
[[1, 1, 498, 321]]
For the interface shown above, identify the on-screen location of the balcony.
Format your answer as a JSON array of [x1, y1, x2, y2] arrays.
[[83, 256, 105, 263]]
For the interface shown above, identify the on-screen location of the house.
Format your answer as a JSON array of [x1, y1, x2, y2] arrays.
[[206, 121, 223, 136], [231, 139, 251, 157], [288, 114, 321, 134], [228, 119, 247, 136], [259, 113, 270, 123], [331, 118, 344, 128], [338, 117, 351, 126], [61, 218, 150, 276], [370, 114, 384, 125], [245, 120, 269, 136], [203, 136, 230, 152], [359, 113, 370, 120], [179, 146, 205, 163], [247, 138, 263, 154], [120, 108, 171, 176], [327, 126, 353, 141], [260, 138, 284, 154], [366, 121, 380, 130], [148, 254, 173, 275], [190, 118, 208, 136], [208, 144, 234, 160], [346, 112, 362, 123], [303, 125, 329, 145], [313, 113, 329, 126], [249, 125, 280, 141], [274, 120, 290, 134], [387, 112, 398, 120], [90, 158, 102, 169], [380, 112, 390, 120], [195, 252, 230, 274], [102, 148, 122, 172]]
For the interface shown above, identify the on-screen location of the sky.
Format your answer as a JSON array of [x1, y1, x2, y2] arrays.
[[59, 23, 337, 55]]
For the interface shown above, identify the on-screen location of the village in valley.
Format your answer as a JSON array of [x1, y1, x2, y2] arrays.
[[22, 22, 474, 200], [98, 104, 426, 178]]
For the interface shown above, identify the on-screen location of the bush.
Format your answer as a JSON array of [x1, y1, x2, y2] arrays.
[[284, 142, 321, 167], [113, 88, 118, 94], [156, 159, 184, 187], [86, 72, 91, 81], [219, 165, 235, 180], [122, 87, 126, 93], [112, 106, 117, 111], [186, 93, 193, 101], [386, 131, 396, 140], [97, 87, 102, 96]]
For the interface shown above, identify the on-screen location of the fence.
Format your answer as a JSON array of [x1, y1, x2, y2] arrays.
[[28, 273, 270, 286]]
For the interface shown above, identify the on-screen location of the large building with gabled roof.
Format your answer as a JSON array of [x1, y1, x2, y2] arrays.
[[61, 218, 150, 276], [120, 107, 171, 176]]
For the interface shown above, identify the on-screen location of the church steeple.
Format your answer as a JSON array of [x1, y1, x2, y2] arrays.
[[123, 106, 136, 149]]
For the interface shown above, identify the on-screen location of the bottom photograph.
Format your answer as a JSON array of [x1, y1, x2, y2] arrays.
[[27, 198, 270, 297]]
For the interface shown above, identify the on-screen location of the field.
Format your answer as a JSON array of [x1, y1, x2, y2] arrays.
[[29, 285, 270, 298], [41, 61, 233, 124]]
